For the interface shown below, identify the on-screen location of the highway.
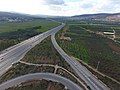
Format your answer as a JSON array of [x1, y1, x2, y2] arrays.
[[0, 73, 82, 90], [0, 23, 83, 90], [51, 33, 109, 90], [0, 24, 65, 76], [0, 22, 110, 90]]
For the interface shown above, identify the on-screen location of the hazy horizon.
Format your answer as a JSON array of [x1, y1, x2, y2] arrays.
[[0, 0, 120, 16]]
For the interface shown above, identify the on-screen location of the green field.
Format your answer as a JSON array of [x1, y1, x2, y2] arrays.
[[56, 23, 120, 89], [0, 19, 60, 51], [0, 19, 60, 33], [72, 23, 120, 41], [57, 26, 90, 63]]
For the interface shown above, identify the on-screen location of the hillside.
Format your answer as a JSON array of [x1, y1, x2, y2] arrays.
[[0, 12, 42, 22], [70, 13, 120, 22]]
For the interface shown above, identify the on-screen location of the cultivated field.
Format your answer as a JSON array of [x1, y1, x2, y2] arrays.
[[56, 22, 120, 89]]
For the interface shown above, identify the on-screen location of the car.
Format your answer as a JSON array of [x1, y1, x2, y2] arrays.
[[74, 62, 77, 65], [1, 58, 4, 60]]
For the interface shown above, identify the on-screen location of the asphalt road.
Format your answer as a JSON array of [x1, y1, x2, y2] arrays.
[[0, 22, 110, 90], [0, 23, 83, 90], [0, 24, 65, 76], [51, 33, 109, 90], [0, 73, 82, 90]]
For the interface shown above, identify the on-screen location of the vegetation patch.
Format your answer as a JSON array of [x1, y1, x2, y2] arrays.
[[0, 62, 55, 84], [56, 23, 120, 89], [0, 19, 60, 52], [21, 37, 77, 76], [57, 25, 90, 63], [0, 19, 60, 33], [6, 80, 65, 90]]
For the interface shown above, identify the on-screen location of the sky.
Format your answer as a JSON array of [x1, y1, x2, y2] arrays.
[[0, 0, 119, 16]]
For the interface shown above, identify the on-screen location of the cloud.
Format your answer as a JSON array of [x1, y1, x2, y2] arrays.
[[58, 0, 120, 16], [109, 0, 120, 4], [92, 0, 120, 13], [44, 0, 65, 5], [81, 3, 93, 9], [42, 0, 66, 13], [0, 0, 119, 16]]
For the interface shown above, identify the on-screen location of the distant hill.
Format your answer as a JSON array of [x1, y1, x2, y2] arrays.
[[0, 12, 42, 22], [1, 12, 120, 22], [70, 13, 120, 22]]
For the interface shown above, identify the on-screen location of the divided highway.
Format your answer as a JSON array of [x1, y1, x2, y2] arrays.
[[0, 73, 82, 90], [0, 23, 110, 90], [51, 33, 109, 90], [0, 24, 65, 76]]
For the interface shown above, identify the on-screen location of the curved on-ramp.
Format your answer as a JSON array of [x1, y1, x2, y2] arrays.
[[51, 33, 109, 90], [0, 73, 83, 90]]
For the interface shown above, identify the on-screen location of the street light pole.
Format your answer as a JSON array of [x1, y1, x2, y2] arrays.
[[96, 61, 100, 70]]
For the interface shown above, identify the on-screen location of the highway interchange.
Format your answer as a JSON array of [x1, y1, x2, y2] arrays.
[[0, 73, 82, 90], [0, 23, 109, 90]]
